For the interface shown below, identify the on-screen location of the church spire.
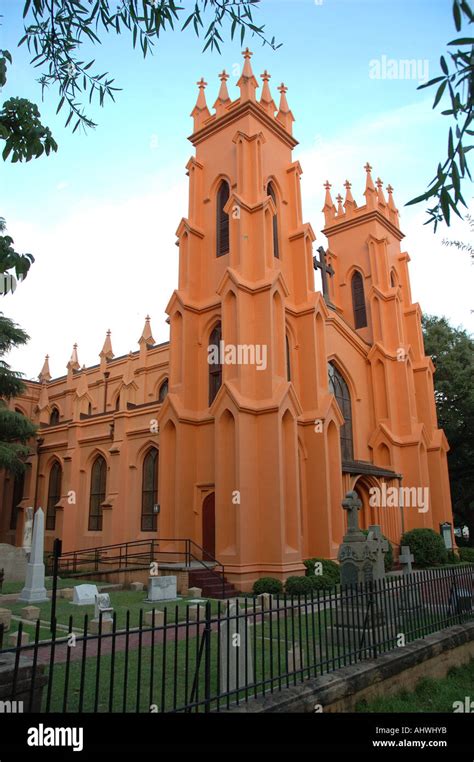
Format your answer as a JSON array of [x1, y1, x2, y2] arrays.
[[276, 82, 295, 134], [100, 330, 114, 361], [336, 193, 344, 216], [386, 183, 400, 223], [344, 180, 357, 215], [139, 315, 155, 347], [38, 354, 51, 383], [364, 162, 376, 209], [213, 69, 231, 115], [67, 343, 80, 372], [259, 70, 276, 115], [191, 77, 211, 131], [237, 48, 258, 101], [376, 177, 387, 208], [322, 180, 336, 224]]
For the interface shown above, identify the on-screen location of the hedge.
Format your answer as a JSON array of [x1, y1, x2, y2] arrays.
[[252, 577, 284, 595], [459, 547, 474, 563], [400, 528, 448, 568]]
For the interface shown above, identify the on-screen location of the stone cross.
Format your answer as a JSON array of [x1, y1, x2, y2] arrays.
[[18, 508, 48, 603], [399, 545, 414, 575], [342, 491, 362, 535], [313, 245, 335, 304], [367, 525, 389, 580]]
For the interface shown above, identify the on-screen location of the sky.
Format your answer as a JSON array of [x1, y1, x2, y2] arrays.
[[0, 0, 472, 381]]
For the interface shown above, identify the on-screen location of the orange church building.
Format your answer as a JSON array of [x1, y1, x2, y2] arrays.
[[0, 51, 453, 590]]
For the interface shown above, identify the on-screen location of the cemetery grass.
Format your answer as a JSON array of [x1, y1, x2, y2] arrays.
[[356, 659, 474, 712], [43, 610, 335, 712], [1, 591, 222, 631]]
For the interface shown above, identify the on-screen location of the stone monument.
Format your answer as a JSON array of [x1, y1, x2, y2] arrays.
[[219, 601, 254, 694], [18, 508, 48, 603], [337, 492, 388, 585], [145, 575, 177, 602], [72, 584, 99, 606]]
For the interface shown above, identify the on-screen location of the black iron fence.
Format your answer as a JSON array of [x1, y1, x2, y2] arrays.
[[1, 565, 473, 713]]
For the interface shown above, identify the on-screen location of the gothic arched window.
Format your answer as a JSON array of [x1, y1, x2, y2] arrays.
[[267, 182, 279, 259], [46, 461, 62, 531], [9, 471, 25, 530], [141, 447, 159, 532], [50, 407, 60, 426], [351, 271, 367, 329], [115, 394, 120, 411], [216, 180, 230, 257], [89, 455, 107, 531], [208, 323, 222, 405], [328, 362, 354, 461], [158, 378, 168, 403]]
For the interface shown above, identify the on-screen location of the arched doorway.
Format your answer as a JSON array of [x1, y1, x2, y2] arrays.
[[202, 492, 215, 559]]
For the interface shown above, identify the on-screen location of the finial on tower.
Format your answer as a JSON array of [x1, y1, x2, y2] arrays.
[[343, 179, 356, 214], [259, 69, 276, 114], [67, 343, 80, 372], [322, 181, 336, 223], [376, 177, 387, 207], [191, 77, 211, 131], [237, 48, 258, 102], [336, 194, 344, 215], [276, 83, 294, 133], [38, 354, 51, 383], [139, 315, 155, 347], [386, 183, 399, 218], [214, 69, 231, 113], [100, 329, 114, 362], [364, 162, 376, 207]]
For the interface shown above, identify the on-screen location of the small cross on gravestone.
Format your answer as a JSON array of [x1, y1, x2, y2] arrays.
[[399, 545, 414, 576]]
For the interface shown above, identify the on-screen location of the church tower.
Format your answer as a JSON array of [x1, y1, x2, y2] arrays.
[[159, 50, 332, 586], [322, 166, 452, 538]]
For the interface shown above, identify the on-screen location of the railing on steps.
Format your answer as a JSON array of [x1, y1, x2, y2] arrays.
[[48, 538, 227, 599]]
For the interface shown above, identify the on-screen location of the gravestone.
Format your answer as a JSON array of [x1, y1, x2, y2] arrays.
[[367, 525, 389, 581], [399, 546, 414, 576], [145, 575, 177, 602], [90, 593, 114, 634], [72, 584, 99, 606], [219, 601, 254, 694], [18, 508, 48, 603], [0, 544, 27, 583]]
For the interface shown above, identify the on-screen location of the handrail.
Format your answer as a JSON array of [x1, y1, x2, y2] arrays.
[[49, 536, 227, 597]]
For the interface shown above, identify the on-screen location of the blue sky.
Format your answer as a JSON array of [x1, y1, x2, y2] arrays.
[[1, 0, 472, 379]]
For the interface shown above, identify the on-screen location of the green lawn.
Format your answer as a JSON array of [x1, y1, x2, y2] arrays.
[[356, 659, 474, 712]]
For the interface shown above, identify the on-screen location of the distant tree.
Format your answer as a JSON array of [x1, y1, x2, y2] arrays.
[[0, 314, 37, 475], [17, 0, 278, 134], [422, 315, 474, 544], [407, 0, 473, 230]]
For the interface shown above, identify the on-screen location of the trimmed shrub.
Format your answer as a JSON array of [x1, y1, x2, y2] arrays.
[[309, 572, 339, 591], [400, 528, 448, 568], [361, 530, 394, 571], [285, 576, 313, 596], [304, 557, 340, 583], [252, 577, 283, 596], [459, 547, 474, 563]]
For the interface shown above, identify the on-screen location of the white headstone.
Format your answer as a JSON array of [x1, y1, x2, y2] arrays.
[[18, 508, 48, 603], [219, 602, 254, 694], [72, 584, 99, 606], [94, 593, 113, 621], [146, 575, 177, 601]]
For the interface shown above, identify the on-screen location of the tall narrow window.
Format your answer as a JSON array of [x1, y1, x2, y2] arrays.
[[46, 461, 62, 531], [286, 335, 291, 381], [208, 323, 222, 405], [9, 471, 25, 530], [158, 378, 168, 403], [115, 394, 120, 411], [267, 182, 279, 258], [89, 455, 106, 531], [328, 362, 354, 461], [216, 181, 230, 257], [50, 407, 60, 425], [351, 271, 367, 328], [141, 448, 159, 532]]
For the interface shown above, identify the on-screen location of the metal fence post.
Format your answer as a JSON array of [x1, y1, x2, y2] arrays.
[[204, 600, 212, 713]]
